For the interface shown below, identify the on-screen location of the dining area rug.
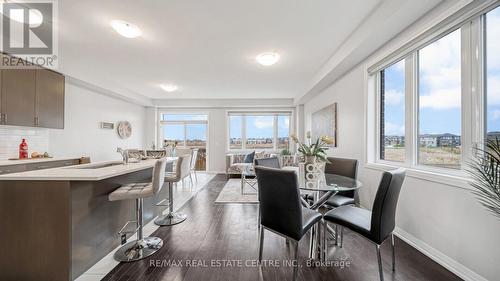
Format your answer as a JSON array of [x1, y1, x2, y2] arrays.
[[214, 179, 258, 204]]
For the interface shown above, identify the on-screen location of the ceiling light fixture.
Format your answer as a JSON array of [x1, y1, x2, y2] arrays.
[[110, 20, 142, 38], [256, 52, 280, 66], [160, 84, 178, 92]]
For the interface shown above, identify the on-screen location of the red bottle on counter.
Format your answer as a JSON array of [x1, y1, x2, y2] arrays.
[[19, 139, 28, 159]]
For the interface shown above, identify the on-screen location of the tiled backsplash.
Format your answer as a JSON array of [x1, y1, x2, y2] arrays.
[[0, 126, 49, 160]]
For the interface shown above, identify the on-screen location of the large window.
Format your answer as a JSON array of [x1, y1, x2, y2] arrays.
[[163, 123, 184, 145], [380, 60, 405, 162], [160, 113, 208, 170], [228, 112, 291, 150], [486, 7, 500, 140], [418, 29, 462, 169], [161, 114, 208, 147], [277, 115, 290, 150], [370, 3, 500, 176], [229, 116, 243, 149], [246, 116, 274, 149]]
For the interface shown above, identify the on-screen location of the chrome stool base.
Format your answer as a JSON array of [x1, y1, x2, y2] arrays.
[[155, 212, 187, 226], [114, 237, 163, 262]]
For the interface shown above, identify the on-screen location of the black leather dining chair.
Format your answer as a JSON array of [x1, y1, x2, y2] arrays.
[[254, 157, 281, 228], [255, 166, 322, 281], [323, 168, 406, 281], [254, 157, 280, 169], [324, 157, 358, 208]]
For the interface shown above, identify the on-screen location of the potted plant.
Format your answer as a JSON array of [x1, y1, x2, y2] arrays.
[[467, 137, 500, 219], [290, 131, 333, 163]]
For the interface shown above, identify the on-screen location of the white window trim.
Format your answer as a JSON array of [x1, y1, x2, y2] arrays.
[[365, 1, 497, 187], [157, 111, 210, 171], [226, 111, 292, 152]]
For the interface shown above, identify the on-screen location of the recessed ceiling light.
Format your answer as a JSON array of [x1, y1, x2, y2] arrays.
[[110, 20, 142, 38], [256, 52, 280, 66], [160, 84, 178, 92]]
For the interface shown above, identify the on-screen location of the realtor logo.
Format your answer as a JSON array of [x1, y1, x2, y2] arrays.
[[0, 0, 58, 68]]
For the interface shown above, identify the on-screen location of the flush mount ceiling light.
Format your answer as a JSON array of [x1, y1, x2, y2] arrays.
[[110, 20, 142, 38], [160, 84, 178, 92], [256, 52, 280, 66]]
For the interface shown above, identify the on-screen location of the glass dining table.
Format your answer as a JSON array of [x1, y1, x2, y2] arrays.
[[283, 166, 363, 260]]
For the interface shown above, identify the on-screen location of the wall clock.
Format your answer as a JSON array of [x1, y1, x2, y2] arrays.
[[117, 121, 132, 139]]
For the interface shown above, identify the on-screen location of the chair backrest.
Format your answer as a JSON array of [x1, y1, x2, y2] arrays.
[[190, 149, 199, 170], [127, 149, 145, 160], [152, 158, 169, 194], [179, 154, 192, 179], [146, 150, 167, 158], [255, 166, 304, 241], [324, 157, 358, 198], [170, 154, 192, 180], [370, 168, 406, 244], [255, 157, 281, 169]]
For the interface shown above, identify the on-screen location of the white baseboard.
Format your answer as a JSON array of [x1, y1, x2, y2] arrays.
[[394, 227, 487, 281]]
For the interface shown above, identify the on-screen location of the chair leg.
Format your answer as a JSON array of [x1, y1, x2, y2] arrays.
[[335, 225, 338, 246], [339, 226, 344, 248], [391, 233, 395, 271], [315, 224, 320, 258], [323, 221, 327, 261], [376, 244, 384, 281], [155, 182, 187, 226], [190, 174, 194, 186], [293, 240, 299, 281], [308, 226, 314, 259], [257, 207, 261, 230], [309, 226, 316, 259], [114, 198, 163, 262], [194, 170, 198, 182], [136, 198, 143, 240], [258, 227, 264, 263]]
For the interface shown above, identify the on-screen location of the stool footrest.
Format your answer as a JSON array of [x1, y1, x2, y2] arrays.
[[118, 220, 139, 235], [156, 199, 172, 207]]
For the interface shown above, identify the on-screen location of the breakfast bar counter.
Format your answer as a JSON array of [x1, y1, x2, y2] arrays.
[[0, 158, 176, 281]]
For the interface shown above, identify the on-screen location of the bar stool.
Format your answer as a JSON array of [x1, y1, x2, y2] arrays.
[[108, 158, 168, 262], [155, 154, 191, 226]]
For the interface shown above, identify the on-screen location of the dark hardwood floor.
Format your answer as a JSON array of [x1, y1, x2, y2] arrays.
[[102, 175, 462, 281]]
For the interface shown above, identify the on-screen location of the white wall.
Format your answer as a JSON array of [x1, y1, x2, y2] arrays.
[[0, 126, 49, 160], [303, 62, 500, 281], [48, 81, 146, 162]]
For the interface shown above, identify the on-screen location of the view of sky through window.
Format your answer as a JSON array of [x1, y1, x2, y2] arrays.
[[162, 114, 208, 147], [228, 114, 290, 150], [418, 29, 461, 168], [487, 7, 500, 135], [381, 60, 405, 162]]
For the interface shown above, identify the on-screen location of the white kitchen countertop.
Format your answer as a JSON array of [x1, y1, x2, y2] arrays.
[[0, 157, 81, 167], [0, 158, 177, 181]]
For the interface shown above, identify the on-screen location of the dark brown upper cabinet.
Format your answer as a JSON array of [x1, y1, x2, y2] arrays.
[[35, 69, 65, 129], [0, 53, 65, 129], [1, 69, 37, 127]]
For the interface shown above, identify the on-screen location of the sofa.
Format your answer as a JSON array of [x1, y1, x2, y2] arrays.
[[226, 151, 277, 178]]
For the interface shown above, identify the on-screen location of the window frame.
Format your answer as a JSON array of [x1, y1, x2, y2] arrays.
[[158, 113, 209, 148], [226, 111, 292, 152], [378, 59, 407, 164], [367, 2, 500, 179]]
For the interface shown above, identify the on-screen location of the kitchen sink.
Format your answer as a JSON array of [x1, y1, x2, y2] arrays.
[[70, 162, 124, 169]]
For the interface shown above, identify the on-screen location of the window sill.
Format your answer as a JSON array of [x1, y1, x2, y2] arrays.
[[364, 162, 472, 190]]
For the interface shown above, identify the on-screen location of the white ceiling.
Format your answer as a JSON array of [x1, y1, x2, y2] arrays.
[[58, 0, 381, 101], [58, 0, 444, 103]]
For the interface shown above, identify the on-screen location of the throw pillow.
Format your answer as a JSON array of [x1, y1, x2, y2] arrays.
[[244, 151, 255, 163]]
